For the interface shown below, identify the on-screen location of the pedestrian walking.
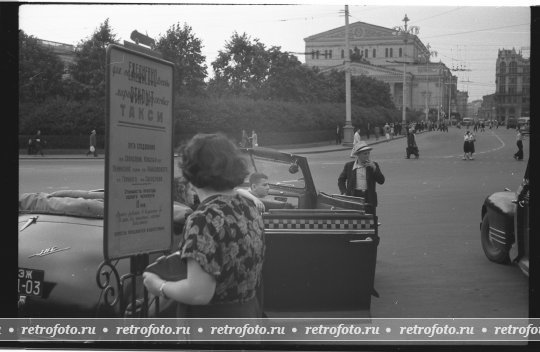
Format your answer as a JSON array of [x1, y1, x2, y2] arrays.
[[250, 130, 258, 147], [405, 128, 419, 159], [390, 123, 395, 139], [33, 130, 44, 156], [470, 131, 476, 159], [353, 127, 362, 145], [384, 123, 390, 142], [86, 130, 98, 157], [143, 133, 265, 318], [240, 129, 249, 148], [374, 125, 380, 141], [335, 124, 342, 144], [463, 130, 475, 160], [338, 141, 385, 215], [366, 124, 371, 140], [27, 137, 34, 155], [350, 127, 362, 157], [514, 129, 524, 160]]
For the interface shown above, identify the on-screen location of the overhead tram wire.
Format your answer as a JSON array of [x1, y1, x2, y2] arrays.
[[423, 22, 529, 39], [413, 7, 464, 24]]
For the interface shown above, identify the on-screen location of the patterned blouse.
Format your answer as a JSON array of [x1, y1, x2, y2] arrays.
[[180, 193, 265, 304]]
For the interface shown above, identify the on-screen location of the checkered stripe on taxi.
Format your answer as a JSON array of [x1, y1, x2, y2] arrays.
[[263, 217, 375, 230]]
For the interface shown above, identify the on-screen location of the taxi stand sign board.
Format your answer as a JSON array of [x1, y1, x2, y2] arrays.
[[104, 44, 174, 260]]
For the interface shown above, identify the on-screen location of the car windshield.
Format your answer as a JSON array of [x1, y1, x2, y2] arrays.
[[249, 156, 305, 189], [173, 153, 306, 190]]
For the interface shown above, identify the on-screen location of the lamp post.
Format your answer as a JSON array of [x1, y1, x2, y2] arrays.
[[423, 44, 437, 122], [444, 79, 455, 124], [342, 5, 354, 146], [393, 14, 420, 126]]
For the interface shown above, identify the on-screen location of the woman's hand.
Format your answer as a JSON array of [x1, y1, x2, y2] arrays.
[[142, 272, 164, 297]]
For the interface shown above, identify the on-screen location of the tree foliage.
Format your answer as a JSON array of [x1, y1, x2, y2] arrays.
[[210, 32, 269, 98], [154, 22, 207, 97], [19, 30, 66, 102], [68, 19, 119, 100], [208, 32, 394, 108]]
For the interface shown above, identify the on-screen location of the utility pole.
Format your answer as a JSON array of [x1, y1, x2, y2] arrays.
[[393, 14, 419, 126], [342, 5, 353, 146]]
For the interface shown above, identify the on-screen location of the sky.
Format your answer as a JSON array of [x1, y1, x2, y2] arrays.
[[18, 1, 533, 101]]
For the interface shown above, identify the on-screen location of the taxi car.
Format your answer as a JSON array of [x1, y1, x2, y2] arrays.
[[19, 148, 378, 317], [480, 158, 529, 276]]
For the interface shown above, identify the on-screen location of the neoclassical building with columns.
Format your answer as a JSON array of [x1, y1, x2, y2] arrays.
[[304, 20, 460, 119]]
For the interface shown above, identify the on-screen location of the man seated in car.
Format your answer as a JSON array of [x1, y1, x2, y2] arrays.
[[237, 172, 294, 212]]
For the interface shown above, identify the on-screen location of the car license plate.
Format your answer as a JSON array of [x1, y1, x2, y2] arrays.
[[18, 268, 44, 297]]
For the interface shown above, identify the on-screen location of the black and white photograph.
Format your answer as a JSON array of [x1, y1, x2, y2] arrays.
[[8, 0, 536, 348]]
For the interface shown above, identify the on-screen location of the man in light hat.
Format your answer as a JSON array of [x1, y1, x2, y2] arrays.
[[86, 129, 98, 157], [338, 141, 385, 215]]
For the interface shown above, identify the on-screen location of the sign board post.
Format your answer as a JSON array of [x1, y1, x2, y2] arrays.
[[104, 44, 174, 260]]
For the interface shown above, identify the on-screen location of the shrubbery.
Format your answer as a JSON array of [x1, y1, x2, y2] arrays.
[[20, 94, 402, 148]]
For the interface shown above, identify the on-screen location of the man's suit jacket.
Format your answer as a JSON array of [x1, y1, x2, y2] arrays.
[[337, 160, 385, 207]]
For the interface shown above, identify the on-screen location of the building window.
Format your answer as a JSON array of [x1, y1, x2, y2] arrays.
[[509, 61, 517, 74], [390, 48, 393, 57], [341, 49, 344, 59], [385, 48, 389, 57], [373, 48, 376, 58], [499, 62, 506, 73], [311, 50, 315, 60], [365, 49, 368, 58], [324, 50, 328, 58], [316, 50, 320, 59], [399, 48, 402, 57], [329, 50, 332, 59]]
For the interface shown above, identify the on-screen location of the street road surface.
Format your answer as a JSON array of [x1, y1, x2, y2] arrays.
[[19, 126, 529, 318]]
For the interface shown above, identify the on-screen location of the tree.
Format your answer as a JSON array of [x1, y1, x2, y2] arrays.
[[259, 48, 315, 102], [210, 32, 269, 98], [318, 70, 395, 108], [68, 19, 119, 100], [19, 31, 65, 102], [154, 22, 207, 97]]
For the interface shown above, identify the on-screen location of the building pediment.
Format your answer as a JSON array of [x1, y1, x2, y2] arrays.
[[305, 21, 398, 42]]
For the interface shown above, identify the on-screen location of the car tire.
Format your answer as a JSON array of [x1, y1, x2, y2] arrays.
[[480, 214, 510, 264]]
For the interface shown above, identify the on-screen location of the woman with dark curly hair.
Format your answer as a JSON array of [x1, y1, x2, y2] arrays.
[[143, 133, 265, 318]]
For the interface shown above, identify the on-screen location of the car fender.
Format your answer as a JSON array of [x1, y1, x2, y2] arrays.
[[481, 191, 516, 244]]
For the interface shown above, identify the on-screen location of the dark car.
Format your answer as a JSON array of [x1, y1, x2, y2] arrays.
[[18, 190, 191, 317], [19, 148, 379, 318], [506, 117, 518, 129], [480, 159, 529, 276]]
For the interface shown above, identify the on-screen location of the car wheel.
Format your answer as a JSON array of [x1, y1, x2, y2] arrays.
[[480, 214, 510, 264]]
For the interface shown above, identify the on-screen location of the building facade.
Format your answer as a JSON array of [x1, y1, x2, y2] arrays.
[[304, 21, 458, 119], [478, 94, 496, 122], [494, 48, 530, 124]]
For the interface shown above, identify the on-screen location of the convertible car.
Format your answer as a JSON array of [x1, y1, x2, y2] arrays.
[[480, 158, 530, 276], [19, 148, 379, 317]]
